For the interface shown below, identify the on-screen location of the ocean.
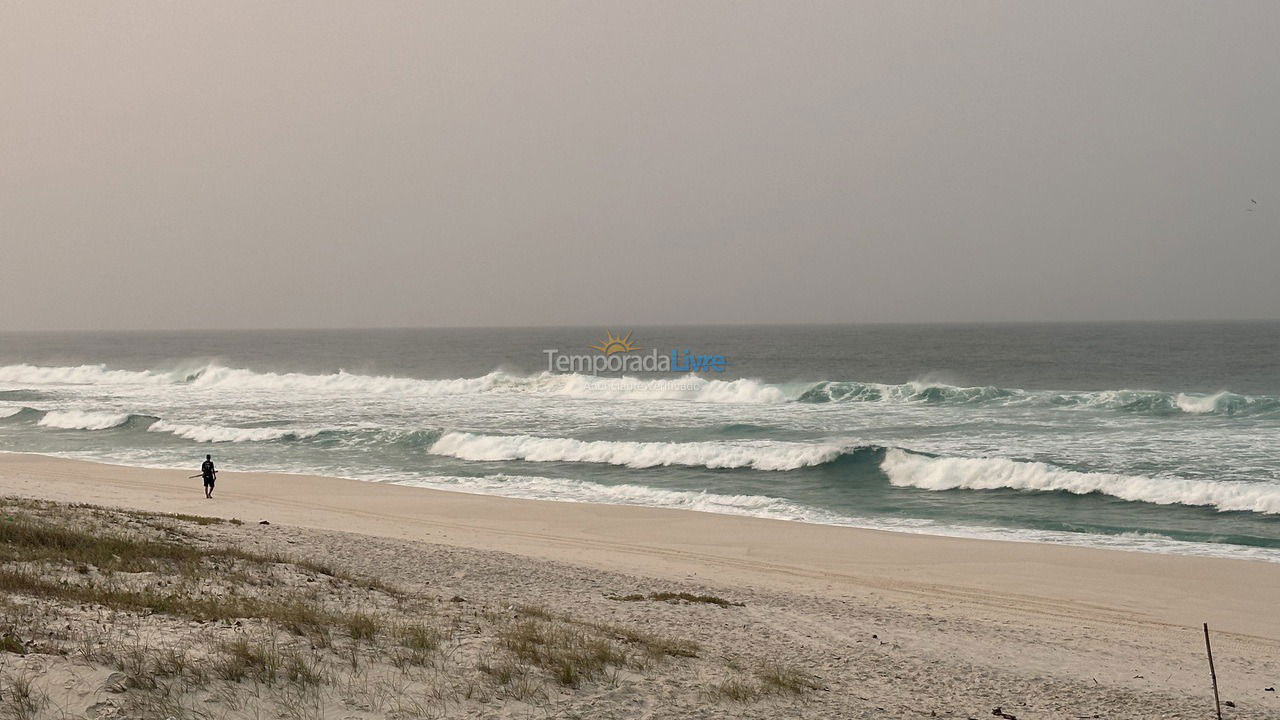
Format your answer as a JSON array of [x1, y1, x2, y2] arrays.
[[1, 323, 1278, 561]]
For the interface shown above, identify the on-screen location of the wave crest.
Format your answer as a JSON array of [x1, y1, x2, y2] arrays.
[[798, 378, 1277, 416], [37, 410, 132, 430], [881, 448, 1280, 514], [798, 381, 1012, 405], [0, 363, 786, 404], [0, 364, 183, 386], [3, 362, 1276, 414], [180, 367, 787, 404], [429, 431, 845, 471], [147, 421, 324, 443]]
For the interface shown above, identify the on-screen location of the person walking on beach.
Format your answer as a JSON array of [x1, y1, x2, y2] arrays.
[[200, 454, 217, 499]]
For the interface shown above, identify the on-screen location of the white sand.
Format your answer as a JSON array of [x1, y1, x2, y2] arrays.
[[3, 452, 1279, 718]]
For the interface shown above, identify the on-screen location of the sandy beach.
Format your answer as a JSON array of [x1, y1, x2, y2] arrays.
[[2, 452, 1279, 718], [9, 0, 1280, 716]]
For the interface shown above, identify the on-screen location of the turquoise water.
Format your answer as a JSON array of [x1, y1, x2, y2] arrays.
[[1, 324, 1278, 561]]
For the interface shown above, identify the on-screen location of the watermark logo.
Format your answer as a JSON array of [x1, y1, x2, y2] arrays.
[[589, 331, 640, 355], [544, 331, 728, 374]]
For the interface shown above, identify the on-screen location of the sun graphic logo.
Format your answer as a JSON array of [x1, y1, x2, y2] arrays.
[[589, 331, 641, 355]]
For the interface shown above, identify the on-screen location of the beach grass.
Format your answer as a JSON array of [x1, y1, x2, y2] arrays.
[[0, 496, 778, 718]]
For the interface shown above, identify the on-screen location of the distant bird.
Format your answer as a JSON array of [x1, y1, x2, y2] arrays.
[[1253, 198, 1259, 204]]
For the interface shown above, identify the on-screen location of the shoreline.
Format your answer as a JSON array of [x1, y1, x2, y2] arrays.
[[4, 451, 1280, 642], [6, 448, 1276, 565]]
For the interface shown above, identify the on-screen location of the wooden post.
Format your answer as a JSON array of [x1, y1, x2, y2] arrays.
[[1204, 622, 1222, 720]]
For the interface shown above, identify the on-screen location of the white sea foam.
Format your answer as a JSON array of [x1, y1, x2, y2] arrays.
[[147, 420, 322, 443], [799, 378, 1280, 415], [5, 362, 1276, 414], [0, 363, 788, 404], [1173, 391, 1235, 414], [0, 364, 179, 386], [881, 448, 1280, 514], [1174, 393, 1216, 414], [182, 367, 788, 403], [429, 431, 844, 470], [395, 473, 846, 521], [547, 374, 788, 403], [183, 366, 507, 395], [37, 410, 132, 430]]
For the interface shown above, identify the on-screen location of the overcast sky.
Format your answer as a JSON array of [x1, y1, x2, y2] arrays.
[[2, 2, 1277, 330]]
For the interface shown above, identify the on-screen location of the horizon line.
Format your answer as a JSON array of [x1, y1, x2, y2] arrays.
[[2, 317, 1279, 334]]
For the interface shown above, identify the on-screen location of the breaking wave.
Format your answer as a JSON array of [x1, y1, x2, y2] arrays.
[[36, 410, 133, 430], [0, 364, 181, 386], [2, 362, 1276, 415], [798, 379, 1278, 416], [428, 432, 845, 471], [798, 381, 1014, 405], [4, 405, 327, 443], [2, 361, 1280, 417], [1047, 389, 1279, 415], [0, 363, 785, 404], [147, 421, 324, 444], [881, 448, 1280, 515]]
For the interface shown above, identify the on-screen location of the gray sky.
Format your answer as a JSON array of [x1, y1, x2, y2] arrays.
[[2, 1, 1277, 330]]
